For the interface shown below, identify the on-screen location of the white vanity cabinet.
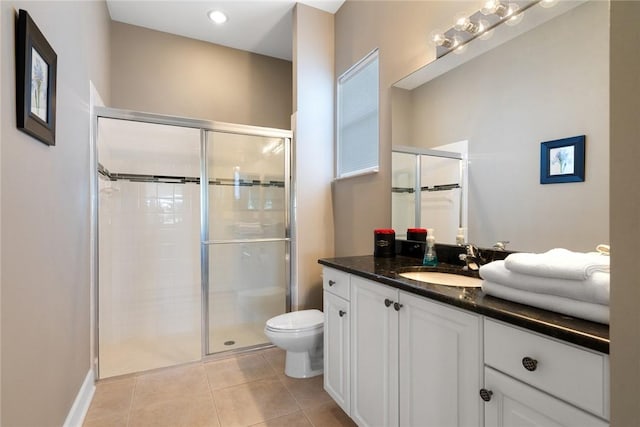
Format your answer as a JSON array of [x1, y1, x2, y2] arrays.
[[350, 274, 399, 427], [481, 319, 609, 427], [398, 290, 482, 427], [350, 274, 482, 427], [322, 264, 610, 427], [322, 267, 351, 414]]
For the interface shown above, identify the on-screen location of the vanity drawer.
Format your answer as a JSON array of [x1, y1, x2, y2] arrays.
[[484, 319, 608, 418], [323, 267, 350, 300]]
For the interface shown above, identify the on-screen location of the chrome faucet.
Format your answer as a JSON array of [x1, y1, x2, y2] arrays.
[[459, 244, 483, 271]]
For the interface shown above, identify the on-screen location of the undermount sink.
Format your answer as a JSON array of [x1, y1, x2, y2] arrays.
[[398, 271, 483, 288]]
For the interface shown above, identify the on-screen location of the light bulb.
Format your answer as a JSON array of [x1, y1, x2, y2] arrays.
[[481, 0, 508, 17], [208, 10, 228, 24], [430, 30, 455, 49], [505, 3, 524, 26], [454, 13, 483, 34]]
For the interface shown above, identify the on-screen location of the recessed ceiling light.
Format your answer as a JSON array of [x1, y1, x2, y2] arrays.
[[208, 10, 227, 25]]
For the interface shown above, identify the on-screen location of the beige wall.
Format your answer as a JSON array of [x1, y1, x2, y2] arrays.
[[610, 1, 640, 425], [333, 1, 475, 256], [292, 4, 335, 310], [110, 21, 292, 130], [398, 2, 608, 252], [0, 1, 111, 425]]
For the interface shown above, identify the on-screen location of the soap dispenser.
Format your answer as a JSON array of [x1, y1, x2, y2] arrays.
[[423, 229, 438, 267]]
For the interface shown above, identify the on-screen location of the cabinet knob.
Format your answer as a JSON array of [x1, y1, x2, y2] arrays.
[[328, 280, 336, 287], [479, 388, 493, 402], [384, 298, 393, 307], [522, 356, 538, 371], [339, 310, 346, 317], [394, 302, 403, 311]]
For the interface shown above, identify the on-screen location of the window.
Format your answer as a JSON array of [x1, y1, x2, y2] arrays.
[[336, 49, 379, 179]]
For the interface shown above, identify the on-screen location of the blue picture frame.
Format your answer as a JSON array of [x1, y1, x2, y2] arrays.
[[540, 135, 585, 184]]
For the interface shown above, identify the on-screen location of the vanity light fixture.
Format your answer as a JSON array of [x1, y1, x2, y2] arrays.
[[208, 10, 228, 25], [433, 0, 557, 59]]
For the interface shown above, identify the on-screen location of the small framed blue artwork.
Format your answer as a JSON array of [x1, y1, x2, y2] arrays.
[[540, 135, 585, 184]]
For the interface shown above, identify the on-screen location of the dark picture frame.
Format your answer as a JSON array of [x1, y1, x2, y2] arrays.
[[540, 135, 585, 184], [15, 9, 57, 146]]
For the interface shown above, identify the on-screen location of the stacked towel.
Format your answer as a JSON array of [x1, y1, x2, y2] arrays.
[[481, 261, 609, 305], [504, 248, 609, 280], [479, 249, 610, 325]]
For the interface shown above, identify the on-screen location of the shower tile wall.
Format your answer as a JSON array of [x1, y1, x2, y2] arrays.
[[392, 152, 417, 239], [99, 179, 201, 378], [420, 155, 461, 244]]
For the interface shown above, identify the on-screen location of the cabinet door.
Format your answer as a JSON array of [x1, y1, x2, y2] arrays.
[[324, 290, 350, 415], [351, 276, 399, 427], [484, 368, 609, 427], [398, 291, 482, 427]]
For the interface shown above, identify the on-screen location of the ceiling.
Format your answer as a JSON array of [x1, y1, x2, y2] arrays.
[[106, 0, 345, 61]]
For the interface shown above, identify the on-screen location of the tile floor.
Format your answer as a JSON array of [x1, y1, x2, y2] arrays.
[[83, 347, 356, 427]]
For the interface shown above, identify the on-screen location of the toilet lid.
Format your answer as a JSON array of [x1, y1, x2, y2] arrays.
[[265, 309, 324, 332]]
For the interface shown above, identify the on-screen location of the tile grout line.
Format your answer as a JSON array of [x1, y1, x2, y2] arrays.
[[203, 360, 224, 427], [269, 355, 308, 420], [124, 376, 138, 427]]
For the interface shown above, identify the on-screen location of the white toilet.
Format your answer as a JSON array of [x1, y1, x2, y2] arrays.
[[264, 309, 324, 378]]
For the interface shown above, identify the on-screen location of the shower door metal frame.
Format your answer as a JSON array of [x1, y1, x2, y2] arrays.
[[91, 107, 293, 378]]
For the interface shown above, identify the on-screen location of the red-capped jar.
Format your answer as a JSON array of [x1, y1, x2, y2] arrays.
[[407, 228, 427, 242], [374, 229, 396, 258]]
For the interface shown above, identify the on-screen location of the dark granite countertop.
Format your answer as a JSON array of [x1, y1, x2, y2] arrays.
[[318, 255, 610, 354]]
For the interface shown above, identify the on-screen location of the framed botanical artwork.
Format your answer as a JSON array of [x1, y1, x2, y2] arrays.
[[16, 9, 57, 146], [540, 135, 585, 184]]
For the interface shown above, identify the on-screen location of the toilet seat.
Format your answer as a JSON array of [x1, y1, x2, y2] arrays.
[[265, 309, 323, 333]]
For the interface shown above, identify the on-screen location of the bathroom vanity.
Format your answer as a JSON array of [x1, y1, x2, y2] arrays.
[[319, 255, 609, 427]]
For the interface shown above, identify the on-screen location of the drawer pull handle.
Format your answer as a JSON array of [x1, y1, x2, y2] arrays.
[[384, 298, 393, 307], [328, 280, 336, 286], [479, 388, 493, 402], [522, 356, 538, 371], [339, 310, 346, 317], [394, 302, 403, 311]]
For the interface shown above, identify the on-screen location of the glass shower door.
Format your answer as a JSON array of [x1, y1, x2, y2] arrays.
[[204, 130, 290, 354], [97, 118, 202, 378]]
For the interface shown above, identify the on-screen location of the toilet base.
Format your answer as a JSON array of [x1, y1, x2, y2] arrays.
[[284, 347, 323, 378]]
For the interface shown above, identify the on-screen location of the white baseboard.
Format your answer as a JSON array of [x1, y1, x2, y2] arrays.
[[63, 369, 96, 427]]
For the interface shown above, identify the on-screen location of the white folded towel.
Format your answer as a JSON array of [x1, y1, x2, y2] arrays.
[[504, 248, 610, 281], [480, 260, 609, 305], [481, 281, 609, 324]]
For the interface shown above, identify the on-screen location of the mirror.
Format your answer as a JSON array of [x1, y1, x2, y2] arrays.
[[391, 0, 609, 252], [392, 143, 468, 244]]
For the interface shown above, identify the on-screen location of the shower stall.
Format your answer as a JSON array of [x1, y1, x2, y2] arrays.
[[94, 108, 292, 378]]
